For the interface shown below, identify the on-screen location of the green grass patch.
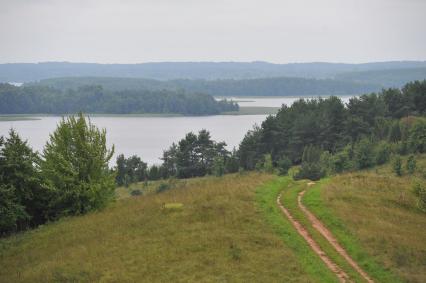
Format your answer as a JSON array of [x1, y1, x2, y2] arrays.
[[303, 178, 408, 283], [256, 177, 339, 283]]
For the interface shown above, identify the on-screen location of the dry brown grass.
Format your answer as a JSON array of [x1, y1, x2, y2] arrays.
[[0, 173, 318, 283]]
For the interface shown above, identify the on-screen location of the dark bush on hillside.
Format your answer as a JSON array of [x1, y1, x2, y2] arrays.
[[130, 189, 142, 196], [406, 155, 417, 174], [294, 145, 326, 181], [413, 183, 426, 212], [157, 183, 171, 193], [354, 138, 375, 169], [393, 155, 403, 176], [277, 155, 292, 175], [375, 141, 392, 165]]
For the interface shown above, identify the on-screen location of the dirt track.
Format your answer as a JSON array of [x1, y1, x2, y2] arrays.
[[277, 194, 350, 283], [297, 190, 374, 283], [277, 183, 375, 283]]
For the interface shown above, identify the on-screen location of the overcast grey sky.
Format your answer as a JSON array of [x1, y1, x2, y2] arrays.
[[0, 0, 425, 64]]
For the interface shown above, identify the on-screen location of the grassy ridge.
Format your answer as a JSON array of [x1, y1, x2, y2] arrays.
[[303, 160, 426, 282], [0, 173, 321, 283]]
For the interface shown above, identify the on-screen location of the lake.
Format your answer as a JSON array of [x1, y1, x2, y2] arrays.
[[0, 115, 267, 165], [217, 95, 356, 107], [0, 95, 355, 166]]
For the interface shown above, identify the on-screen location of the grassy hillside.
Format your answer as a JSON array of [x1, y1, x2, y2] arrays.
[[303, 155, 426, 283], [0, 173, 333, 283], [1, 159, 425, 282]]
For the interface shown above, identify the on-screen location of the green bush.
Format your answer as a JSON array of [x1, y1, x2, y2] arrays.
[[157, 183, 171, 193], [413, 183, 426, 212], [406, 155, 417, 174], [277, 155, 292, 175], [393, 155, 403, 176], [375, 141, 391, 165], [354, 138, 375, 169]]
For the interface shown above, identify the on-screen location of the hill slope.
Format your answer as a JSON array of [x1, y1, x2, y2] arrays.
[[0, 173, 335, 283]]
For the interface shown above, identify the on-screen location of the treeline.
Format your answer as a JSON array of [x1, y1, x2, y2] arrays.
[[115, 80, 426, 187], [0, 84, 238, 115], [115, 130, 239, 186], [0, 114, 115, 235], [238, 80, 426, 179], [33, 76, 379, 96]]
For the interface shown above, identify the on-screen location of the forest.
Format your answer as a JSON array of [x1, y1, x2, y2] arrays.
[[33, 76, 379, 96], [116, 80, 426, 184], [0, 83, 238, 115]]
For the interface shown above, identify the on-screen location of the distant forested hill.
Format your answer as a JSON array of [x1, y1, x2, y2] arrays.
[[335, 67, 426, 88], [30, 76, 380, 96], [0, 84, 237, 115], [1, 61, 426, 82]]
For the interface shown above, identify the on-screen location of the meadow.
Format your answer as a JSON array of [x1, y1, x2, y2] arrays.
[[303, 155, 426, 283], [0, 173, 325, 283]]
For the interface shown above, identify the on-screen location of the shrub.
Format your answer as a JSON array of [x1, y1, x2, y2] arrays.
[[263, 154, 274, 173], [212, 156, 225, 177], [329, 146, 354, 173], [294, 163, 326, 181], [393, 155, 403, 176], [157, 183, 171, 193], [413, 183, 426, 212], [407, 120, 426, 153], [354, 138, 375, 169], [406, 155, 417, 174], [130, 189, 142, 196], [277, 155, 292, 175], [375, 141, 391, 165]]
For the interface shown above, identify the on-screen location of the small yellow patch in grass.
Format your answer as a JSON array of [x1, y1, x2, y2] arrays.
[[163, 202, 184, 210]]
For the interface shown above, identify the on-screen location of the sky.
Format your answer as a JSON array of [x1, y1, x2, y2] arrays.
[[0, 0, 425, 64]]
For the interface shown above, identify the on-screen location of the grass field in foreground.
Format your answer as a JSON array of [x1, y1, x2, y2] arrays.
[[1, 173, 329, 283], [303, 158, 426, 283]]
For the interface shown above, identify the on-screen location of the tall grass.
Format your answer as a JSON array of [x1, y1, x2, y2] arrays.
[[304, 165, 426, 283], [0, 173, 320, 282]]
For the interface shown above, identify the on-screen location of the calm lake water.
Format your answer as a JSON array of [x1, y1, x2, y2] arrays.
[[217, 95, 355, 107], [0, 96, 355, 166], [0, 115, 267, 165]]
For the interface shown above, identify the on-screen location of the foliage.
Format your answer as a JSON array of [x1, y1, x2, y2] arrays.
[[0, 83, 238, 115], [160, 130, 229, 179], [0, 130, 47, 235], [115, 154, 147, 186], [41, 113, 115, 218], [212, 156, 225, 177], [375, 141, 391, 165], [294, 145, 326, 181], [413, 183, 426, 211], [354, 138, 375, 169], [393, 155, 403, 176], [406, 155, 417, 174], [277, 155, 292, 175], [238, 80, 426, 174]]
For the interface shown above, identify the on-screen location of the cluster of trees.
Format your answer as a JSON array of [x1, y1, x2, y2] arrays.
[[0, 84, 238, 115], [0, 114, 115, 235], [238, 80, 426, 179], [114, 130, 240, 187]]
